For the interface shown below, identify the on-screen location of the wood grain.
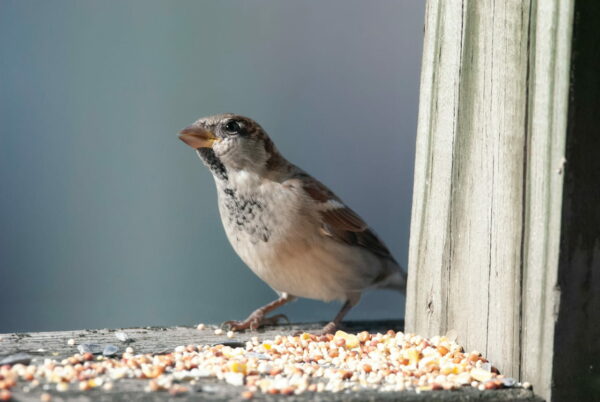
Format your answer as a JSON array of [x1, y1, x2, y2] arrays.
[[406, 1, 578, 400]]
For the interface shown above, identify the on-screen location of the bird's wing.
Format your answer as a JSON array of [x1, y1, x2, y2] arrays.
[[296, 174, 396, 261]]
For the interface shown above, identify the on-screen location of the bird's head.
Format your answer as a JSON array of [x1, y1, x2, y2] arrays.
[[179, 114, 281, 174]]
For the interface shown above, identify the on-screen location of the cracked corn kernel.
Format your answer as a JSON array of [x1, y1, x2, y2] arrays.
[[332, 330, 359, 348], [408, 348, 420, 366], [471, 367, 493, 382], [229, 362, 247, 375], [56, 382, 69, 392]]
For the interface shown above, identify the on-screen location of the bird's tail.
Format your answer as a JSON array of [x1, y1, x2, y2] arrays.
[[377, 265, 407, 294]]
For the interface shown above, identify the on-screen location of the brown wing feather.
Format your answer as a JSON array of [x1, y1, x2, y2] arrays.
[[297, 173, 395, 261], [321, 208, 367, 231], [320, 219, 394, 260]]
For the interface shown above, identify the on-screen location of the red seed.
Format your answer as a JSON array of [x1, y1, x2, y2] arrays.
[[484, 381, 499, 390], [339, 370, 352, 380], [281, 386, 295, 395]]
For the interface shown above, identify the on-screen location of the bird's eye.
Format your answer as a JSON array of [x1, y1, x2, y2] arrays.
[[224, 120, 242, 134]]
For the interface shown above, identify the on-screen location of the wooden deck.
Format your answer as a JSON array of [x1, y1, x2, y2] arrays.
[[0, 321, 542, 401]]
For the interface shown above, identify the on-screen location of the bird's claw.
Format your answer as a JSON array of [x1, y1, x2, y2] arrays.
[[320, 321, 338, 335], [221, 313, 289, 332], [292, 321, 337, 337], [220, 319, 254, 331]]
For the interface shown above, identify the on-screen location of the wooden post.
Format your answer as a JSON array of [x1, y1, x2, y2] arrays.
[[406, 1, 599, 400]]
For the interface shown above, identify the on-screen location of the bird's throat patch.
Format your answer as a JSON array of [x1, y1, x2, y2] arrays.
[[196, 148, 228, 181]]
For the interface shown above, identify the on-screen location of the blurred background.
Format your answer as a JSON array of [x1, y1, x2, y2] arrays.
[[0, 0, 424, 332]]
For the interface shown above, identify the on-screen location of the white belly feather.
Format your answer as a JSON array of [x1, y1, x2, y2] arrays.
[[216, 172, 381, 302]]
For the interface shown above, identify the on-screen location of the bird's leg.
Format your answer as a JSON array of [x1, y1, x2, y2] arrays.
[[321, 299, 357, 335], [222, 294, 295, 331]]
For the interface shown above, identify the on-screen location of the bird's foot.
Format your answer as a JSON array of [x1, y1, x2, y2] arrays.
[[320, 321, 338, 335], [222, 312, 289, 331]]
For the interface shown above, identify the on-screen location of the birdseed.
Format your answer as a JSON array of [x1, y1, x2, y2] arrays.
[[102, 344, 119, 357], [114, 331, 131, 343], [0, 330, 529, 397], [76, 343, 103, 355]]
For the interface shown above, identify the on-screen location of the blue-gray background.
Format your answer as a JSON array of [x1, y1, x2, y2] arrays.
[[0, 1, 424, 332]]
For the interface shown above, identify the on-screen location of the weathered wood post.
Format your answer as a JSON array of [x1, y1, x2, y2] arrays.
[[406, 1, 600, 401]]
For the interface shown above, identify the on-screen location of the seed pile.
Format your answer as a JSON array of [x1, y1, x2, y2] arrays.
[[0, 329, 530, 400]]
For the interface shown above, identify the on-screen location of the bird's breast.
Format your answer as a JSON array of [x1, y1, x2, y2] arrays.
[[219, 187, 272, 244], [216, 180, 314, 263]]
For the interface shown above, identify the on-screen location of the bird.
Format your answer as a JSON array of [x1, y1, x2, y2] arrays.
[[178, 114, 406, 334]]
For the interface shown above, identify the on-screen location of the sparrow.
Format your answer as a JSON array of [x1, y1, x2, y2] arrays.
[[179, 114, 406, 334]]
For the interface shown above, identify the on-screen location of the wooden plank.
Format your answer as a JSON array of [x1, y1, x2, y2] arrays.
[[407, 1, 579, 400], [0, 321, 542, 401], [407, 0, 531, 378]]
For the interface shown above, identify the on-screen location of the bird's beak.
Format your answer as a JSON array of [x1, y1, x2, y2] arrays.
[[178, 125, 219, 149]]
